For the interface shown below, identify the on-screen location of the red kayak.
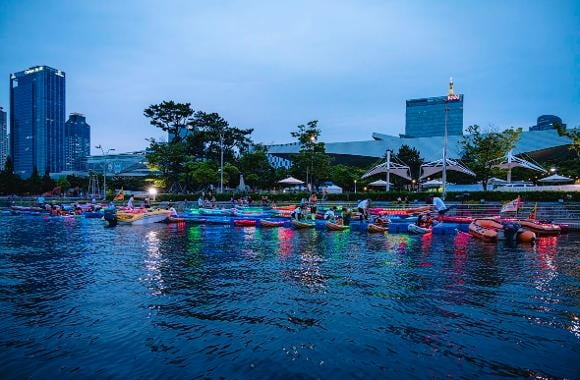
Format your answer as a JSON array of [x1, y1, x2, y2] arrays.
[[437, 215, 474, 224], [234, 219, 257, 227]]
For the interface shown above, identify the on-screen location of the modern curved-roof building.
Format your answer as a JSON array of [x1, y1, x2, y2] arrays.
[[267, 128, 574, 167]]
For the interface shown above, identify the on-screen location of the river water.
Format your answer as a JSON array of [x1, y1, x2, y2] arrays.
[[0, 217, 578, 378]]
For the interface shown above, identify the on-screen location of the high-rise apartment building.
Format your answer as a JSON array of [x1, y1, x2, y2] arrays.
[[64, 113, 91, 171], [0, 107, 7, 170], [10, 65, 66, 177]]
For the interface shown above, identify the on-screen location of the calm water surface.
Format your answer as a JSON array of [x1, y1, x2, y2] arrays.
[[0, 217, 579, 378]]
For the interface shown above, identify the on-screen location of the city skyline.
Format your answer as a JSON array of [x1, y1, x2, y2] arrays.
[[0, 1, 578, 154]]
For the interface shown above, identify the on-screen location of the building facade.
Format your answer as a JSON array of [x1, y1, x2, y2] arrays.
[[64, 113, 90, 171], [10, 65, 66, 177], [0, 107, 7, 170], [530, 115, 566, 131], [405, 94, 464, 138], [87, 151, 155, 177]]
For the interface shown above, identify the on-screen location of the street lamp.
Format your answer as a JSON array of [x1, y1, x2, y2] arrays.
[[412, 179, 416, 191], [550, 167, 556, 173], [148, 187, 157, 201], [354, 179, 357, 194], [219, 131, 225, 193], [307, 134, 316, 191], [95, 145, 115, 200]]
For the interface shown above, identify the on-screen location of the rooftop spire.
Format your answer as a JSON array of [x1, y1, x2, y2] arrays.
[[448, 77, 454, 97]]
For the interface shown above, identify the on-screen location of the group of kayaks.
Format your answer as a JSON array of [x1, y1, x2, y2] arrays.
[[3, 204, 566, 245]]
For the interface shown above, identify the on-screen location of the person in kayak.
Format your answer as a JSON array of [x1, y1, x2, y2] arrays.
[[309, 192, 318, 220], [417, 213, 433, 228], [341, 207, 352, 226], [291, 206, 304, 221], [127, 196, 135, 209], [324, 206, 337, 221]]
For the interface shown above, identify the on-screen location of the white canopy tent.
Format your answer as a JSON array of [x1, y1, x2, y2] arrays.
[[421, 179, 443, 189], [368, 179, 393, 187], [321, 184, 343, 194], [278, 176, 304, 185], [362, 150, 411, 191], [420, 158, 476, 180], [537, 174, 573, 183], [488, 150, 546, 182]]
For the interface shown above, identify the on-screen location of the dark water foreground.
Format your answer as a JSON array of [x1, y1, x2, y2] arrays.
[[0, 217, 578, 378]]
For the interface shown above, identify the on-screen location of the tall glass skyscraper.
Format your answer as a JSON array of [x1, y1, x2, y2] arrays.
[[64, 113, 91, 171], [0, 107, 7, 170], [10, 65, 66, 177], [405, 94, 464, 138]]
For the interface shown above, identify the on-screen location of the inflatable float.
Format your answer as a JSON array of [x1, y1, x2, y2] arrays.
[[469, 219, 536, 243]]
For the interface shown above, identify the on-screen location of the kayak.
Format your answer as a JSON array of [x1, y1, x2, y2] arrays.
[[234, 219, 257, 227], [114, 210, 171, 225], [167, 216, 186, 224], [468, 220, 498, 242], [438, 215, 474, 224], [408, 224, 431, 234], [368, 224, 388, 233], [199, 208, 234, 216], [514, 219, 561, 236], [370, 206, 430, 216], [291, 220, 315, 229], [325, 221, 349, 231], [259, 219, 284, 227]]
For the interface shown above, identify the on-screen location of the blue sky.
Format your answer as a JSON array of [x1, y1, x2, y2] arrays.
[[0, 0, 578, 154]]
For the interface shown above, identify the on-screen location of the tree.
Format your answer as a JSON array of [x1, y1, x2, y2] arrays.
[[237, 145, 276, 190], [395, 145, 424, 180], [223, 163, 240, 187], [145, 138, 188, 192], [27, 167, 42, 194], [193, 111, 254, 162], [56, 176, 71, 194], [0, 157, 22, 195], [185, 161, 219, 189], [144, 101, 196, 144], [461, 125, 522, 190], [41, 169, 55, 194], [328, 165, 366, 191], [290, 120, 332, 188]]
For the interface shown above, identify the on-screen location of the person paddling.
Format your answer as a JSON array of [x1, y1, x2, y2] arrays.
[[127, 196, 134, 209]]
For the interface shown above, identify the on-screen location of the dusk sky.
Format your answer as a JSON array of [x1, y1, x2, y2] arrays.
[[0, 0, 578, 154]]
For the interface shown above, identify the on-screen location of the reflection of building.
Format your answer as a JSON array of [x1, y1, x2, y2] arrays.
[[0, 107, 7, 170], [87, 151, 156, 177], [64, 113, 91, 171], [405, 80, 463, 138], [10, 65, 66, 177], [530, 115, 565, 131]]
